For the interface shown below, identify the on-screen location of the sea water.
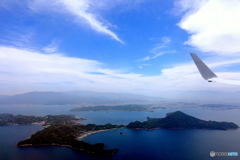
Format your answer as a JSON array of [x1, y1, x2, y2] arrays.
[[0, 105, 240, 160]]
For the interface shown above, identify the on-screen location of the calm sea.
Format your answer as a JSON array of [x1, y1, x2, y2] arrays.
[[0, 105, 240, 160]]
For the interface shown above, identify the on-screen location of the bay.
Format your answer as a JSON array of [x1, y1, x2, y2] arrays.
[[0, 105, 240, 159]]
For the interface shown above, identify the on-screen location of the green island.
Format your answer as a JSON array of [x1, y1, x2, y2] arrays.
[[70, 104, 153, 112], [17, 123, 124, 156], [127, 111, 239, 130]]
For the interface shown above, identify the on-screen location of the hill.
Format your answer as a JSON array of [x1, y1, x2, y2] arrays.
[[127, 111, 239, 130]]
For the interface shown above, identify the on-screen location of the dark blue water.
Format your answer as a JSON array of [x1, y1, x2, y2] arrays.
[[84, 128, 240, 160], [0, 105, 240, 160]]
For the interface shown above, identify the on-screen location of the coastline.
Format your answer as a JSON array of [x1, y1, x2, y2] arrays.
[[77, 128, 123, 140]]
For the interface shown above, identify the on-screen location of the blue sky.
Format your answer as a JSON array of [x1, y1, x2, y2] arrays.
[[1, 0, 240, 95]]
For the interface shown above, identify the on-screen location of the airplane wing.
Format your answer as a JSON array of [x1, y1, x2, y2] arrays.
[[190, 53, 240, 86]]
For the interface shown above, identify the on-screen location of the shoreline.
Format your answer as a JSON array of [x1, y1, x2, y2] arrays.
[[77, 128, 123, 140]]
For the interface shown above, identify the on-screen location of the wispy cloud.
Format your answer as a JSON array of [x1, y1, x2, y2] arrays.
[[138, 63, 151, 69], [42, 39, 61, 54], [59, 0, 123, 43], [0, 0, 150, 46], [138, 37, 174, 61], [37, 0, 148, 44], [2, 0, 123, 44], [177, 0, 240, 55], [0, 28, 35, 49]]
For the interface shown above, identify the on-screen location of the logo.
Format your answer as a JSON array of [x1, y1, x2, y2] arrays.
[[210, 151, 215, 157], [210, 151, 238, 157]]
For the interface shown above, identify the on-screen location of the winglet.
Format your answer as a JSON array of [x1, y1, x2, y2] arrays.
[[190, 53, 218, 81]]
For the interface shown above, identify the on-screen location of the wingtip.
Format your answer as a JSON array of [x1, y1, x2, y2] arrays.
[[190, 53, 196, 56], [190, 52, 218, 80]]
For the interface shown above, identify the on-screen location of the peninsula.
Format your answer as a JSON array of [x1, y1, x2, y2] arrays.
[[127, 111, 239, 130], [70, 104, 153, 112]]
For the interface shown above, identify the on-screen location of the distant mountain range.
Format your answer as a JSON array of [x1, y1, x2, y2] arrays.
[[1, 90, 240, 106], [0, 90, 164, 105]]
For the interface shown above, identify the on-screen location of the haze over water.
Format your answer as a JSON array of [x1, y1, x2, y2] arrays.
[[0, 105, 240, 160]]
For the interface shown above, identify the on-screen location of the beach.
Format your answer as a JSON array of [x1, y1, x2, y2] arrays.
[[77, 128, 120, 140]]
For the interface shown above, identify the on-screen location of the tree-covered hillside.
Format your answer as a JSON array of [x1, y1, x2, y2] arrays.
[[127, 111, 239, 130]]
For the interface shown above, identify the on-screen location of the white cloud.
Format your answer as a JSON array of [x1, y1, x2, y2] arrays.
[[177, 0, 240, 55], [59, 0, 123, 43], [0, 47, 145, 94], [1, 46, 240, 95], [174, 0, 208, 14]]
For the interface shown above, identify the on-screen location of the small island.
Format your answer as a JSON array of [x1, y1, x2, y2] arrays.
[[127, 111, 239, 130], [70, 104, 153, 112]]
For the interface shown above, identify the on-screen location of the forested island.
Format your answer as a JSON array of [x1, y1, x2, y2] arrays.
[[127, 111, 239, 130], [17, 124, 124, 155], [70, 104, 153, 112]]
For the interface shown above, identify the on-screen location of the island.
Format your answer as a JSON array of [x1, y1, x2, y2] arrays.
[[17, 124, 123, 155], [70, 104, 153, 112], [127, 111, 239, 130]]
